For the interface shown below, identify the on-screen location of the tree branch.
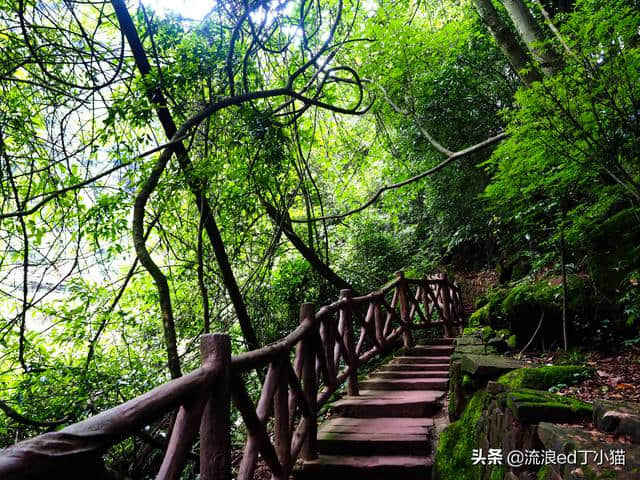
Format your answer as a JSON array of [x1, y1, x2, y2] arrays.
[[0, 400, 69, 428], [290, 132, 507, 224]]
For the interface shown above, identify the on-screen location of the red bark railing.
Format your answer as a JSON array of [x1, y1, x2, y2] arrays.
[[0, 271, 463, 480]]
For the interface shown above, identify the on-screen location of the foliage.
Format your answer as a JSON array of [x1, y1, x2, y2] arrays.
[[1, 0, 640, 473], [483, 0, 640, 318]]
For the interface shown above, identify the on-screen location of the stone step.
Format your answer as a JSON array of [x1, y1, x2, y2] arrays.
[[317, 417, 432, 455], [297, 454, 433, 480], [331, 390, 445, 417], [416, 338, 455, 346], [394, 356, 451, 364], [359, 378, 449, 391], [373, 370, 449, 379], [404, 345, 454, 356], [380, 363, 450, 372]]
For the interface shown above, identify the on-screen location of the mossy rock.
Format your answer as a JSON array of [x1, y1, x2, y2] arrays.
[[506, 334, 517, 349], [481, 325, 493, 341], [456, 334, 485, 347], [496, 328, 511, 338], [460, 354, 525, 377], [468, 304, 489, 327], [487, 336, 508, 352], [435, 390, 486, 480], [587, 207, 640, 296], [448, 360, 462, 418], [593, 399, 640, 442], [454, 344, 498, 356], [462, 326, 483, 336], [470, 275, 598, 343], [538, 422, 640, 479], [497, 365, 594, 390], [452, 334, 498, 362], [503, 387, 592, 423]]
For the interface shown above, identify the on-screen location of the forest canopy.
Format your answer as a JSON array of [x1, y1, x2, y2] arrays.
[[0, 0, 639, 473]]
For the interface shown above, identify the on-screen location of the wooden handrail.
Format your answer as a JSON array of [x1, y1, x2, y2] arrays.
[[0, 272, 464, 480]]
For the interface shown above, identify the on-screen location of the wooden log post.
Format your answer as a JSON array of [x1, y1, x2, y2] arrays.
[[200, 333, 231, 480], [441, 274, 454, 338], [321, 316, 337, 388], [340, 289, 358, 396], [396, 271, 413, 348], [374, 301, 384, 346], [421, 276, 432, 324], [273, 355, 290, 480], [300, 303, 318, 460]]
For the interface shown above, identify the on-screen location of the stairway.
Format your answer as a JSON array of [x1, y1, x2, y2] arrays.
[[297, 338, 453, 480]]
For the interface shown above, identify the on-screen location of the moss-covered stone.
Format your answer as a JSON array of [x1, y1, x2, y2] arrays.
[[460, 354, 525, 377], [487, 336, 508, 352], [435, 390, 487, 480], [454, 344, 498, 355], [481, 325, 493, 341], [587, 207, 640, 297], [457, 333, 484, 346], [448, 360, 462, 418], [469, 304, 489, 327], [503, 387, 592, 423], [452, 333, 499, 362], [469, 274, 605, 347], [506, 334, 517, 349], [593, 399, 640, 442], [497, 365, 594, 390], [538, 422, 640, 479]]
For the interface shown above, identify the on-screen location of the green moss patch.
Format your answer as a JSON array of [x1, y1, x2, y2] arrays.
[[468, 305, 489, 327], [504, 387, 592, 423], [435, 390, 486, 480], [456, 327, 482, 345], [497, 365, 594, 390]]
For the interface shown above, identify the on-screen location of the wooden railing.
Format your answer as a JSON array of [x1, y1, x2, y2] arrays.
[[0, 271, 463, 480]]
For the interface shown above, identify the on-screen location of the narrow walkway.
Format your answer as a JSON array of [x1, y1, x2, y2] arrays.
[[298, 338, 454, 479]]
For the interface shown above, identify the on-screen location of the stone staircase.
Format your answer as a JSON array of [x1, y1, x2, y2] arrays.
[[297, 338, 453, 480]]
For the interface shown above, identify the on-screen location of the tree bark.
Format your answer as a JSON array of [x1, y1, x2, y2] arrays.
[[472, 0, 542, 86], [500, 0, 562, 75], [559, 209, 569, 352], [111, 0, 260, 351], [132, 158, 182, 378]]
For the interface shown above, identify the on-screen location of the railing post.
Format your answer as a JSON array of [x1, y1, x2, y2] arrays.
[[421, 275, 432, 322], [441, 273, 454, 338], [396, 271, 413, 348], [200, 333, 231, 480], [273, 354, 290, 480], [300, 303, 318, 460], [340, 289, 359, 396]]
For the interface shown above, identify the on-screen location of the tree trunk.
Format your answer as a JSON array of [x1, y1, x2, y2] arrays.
[[111, 0, 260, 351], [500, 0, 562, 75], [560, 216, 569, 351], [472, 0, 542, 86]]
